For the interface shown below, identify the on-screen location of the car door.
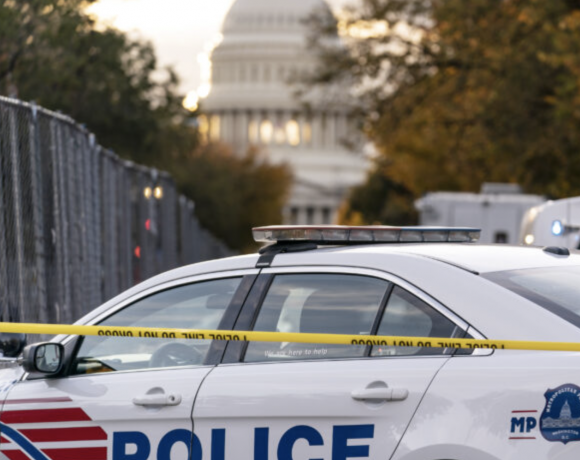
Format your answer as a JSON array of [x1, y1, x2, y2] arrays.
[[0, 270, 257, 460], [192, 267, 472, 460]]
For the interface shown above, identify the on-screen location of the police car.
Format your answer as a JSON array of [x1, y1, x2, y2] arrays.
[[0, 225, 580, 460]]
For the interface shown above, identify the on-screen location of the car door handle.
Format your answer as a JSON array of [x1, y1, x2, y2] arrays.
[[351, 387, 409, 402], [133, 394, 182, 406]]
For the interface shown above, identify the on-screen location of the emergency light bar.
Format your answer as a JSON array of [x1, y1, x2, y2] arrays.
[[252, 225, 481, 244]]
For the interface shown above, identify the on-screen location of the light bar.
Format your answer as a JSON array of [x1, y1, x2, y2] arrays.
[[252, 225, 481, 244]]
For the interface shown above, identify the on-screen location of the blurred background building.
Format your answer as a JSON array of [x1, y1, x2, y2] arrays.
[[416, 184, 546, 245], [200, 0, 368, 225]]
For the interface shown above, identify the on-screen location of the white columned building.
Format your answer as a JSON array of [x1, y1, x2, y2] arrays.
[[201, 0, 368, 225]]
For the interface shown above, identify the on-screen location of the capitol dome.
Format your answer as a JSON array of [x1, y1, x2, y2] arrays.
[[200, 0, 368, 225], [222, 0, 331, 35]]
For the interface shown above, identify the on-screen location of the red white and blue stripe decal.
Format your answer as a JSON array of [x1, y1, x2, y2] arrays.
[[0, 397, 107, 460]]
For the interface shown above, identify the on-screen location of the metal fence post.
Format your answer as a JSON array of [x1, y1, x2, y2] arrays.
[[0, 108, 10, 322], [28, 103, 48, 323], [7, 107, 26, 322], [87, 136, 102, 311], [119, 161, 133, 292], [50, 119, 71, 323]]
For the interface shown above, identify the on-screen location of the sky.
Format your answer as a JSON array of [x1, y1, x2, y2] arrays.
[[87, 0, 349, 106]]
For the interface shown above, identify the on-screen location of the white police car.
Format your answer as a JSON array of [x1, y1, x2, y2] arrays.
[[1, 225, 580, 460]]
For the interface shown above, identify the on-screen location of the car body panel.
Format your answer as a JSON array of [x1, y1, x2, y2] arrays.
[[393, 351, 580, 460], [194, 358, 449, 460], [0, 367, 210, 460]]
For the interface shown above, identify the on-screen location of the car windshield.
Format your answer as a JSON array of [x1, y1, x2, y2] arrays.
[[483, 266, 580, 328]]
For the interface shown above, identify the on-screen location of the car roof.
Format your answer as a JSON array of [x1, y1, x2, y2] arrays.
[[268, 243, 580, 274], [89, 243, 580, 309], [361, 244, 580, 273], [122, 243, 580, 289]]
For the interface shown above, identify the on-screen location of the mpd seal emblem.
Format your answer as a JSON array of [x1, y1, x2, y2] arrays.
[[540, 383, 580, 444]]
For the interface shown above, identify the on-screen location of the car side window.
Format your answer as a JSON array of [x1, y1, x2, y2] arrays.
[[371, 286, 460, 357], [70, 277, 242, 374], [243, 274, 390, 362]]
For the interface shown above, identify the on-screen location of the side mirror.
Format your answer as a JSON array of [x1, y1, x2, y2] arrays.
[[0, 333, 27, 358], [22, 343, 64, 375]]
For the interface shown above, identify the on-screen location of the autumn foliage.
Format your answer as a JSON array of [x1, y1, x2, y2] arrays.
[[169, 144, 292, 253], [308, 0, 580, 223]]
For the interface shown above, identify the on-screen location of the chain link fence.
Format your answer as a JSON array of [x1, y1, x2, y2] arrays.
[[0, 96, 233, 325]]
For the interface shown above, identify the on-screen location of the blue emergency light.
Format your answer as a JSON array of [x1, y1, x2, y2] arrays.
[[551, 220, 564, 236]]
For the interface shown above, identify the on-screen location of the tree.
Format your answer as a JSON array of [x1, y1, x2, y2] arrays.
[[0, 0, 295, 252], [307, 0, 580, 220], [169, 143, 292, 253], [0, 0, 196, 165], [1, 1, 292, 252], [338, 158, 417, 225]]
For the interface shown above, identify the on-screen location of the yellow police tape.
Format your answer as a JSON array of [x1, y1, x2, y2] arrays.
[[2, 322, 580, 352]]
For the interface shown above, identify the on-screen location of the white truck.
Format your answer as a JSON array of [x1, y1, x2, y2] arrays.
[[520, 197, 580, 249], [415, 183, 545, 244]]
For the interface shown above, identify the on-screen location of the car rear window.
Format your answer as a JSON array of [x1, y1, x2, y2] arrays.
[[483, 266, 580, 328]]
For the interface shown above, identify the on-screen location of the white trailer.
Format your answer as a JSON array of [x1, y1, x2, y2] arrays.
[[520, 197, 580, 249], [415, 183, 545, 244]]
